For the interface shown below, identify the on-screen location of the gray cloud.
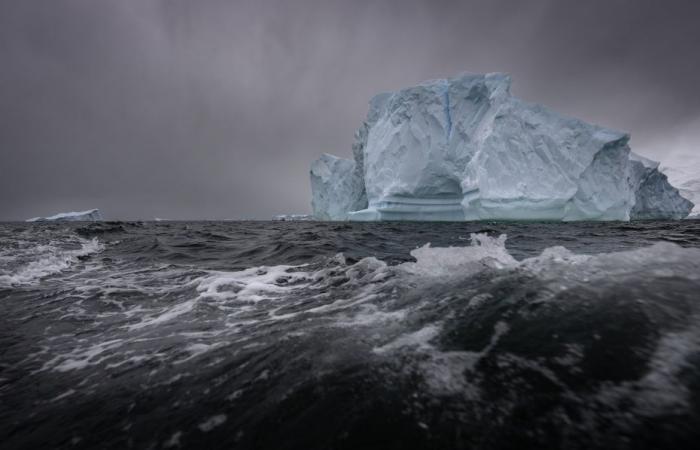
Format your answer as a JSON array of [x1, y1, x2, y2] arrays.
[[1, 0, 699, 220]]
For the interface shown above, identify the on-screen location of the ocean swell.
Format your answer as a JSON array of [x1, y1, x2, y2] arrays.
[[2, 223, 700, 449]]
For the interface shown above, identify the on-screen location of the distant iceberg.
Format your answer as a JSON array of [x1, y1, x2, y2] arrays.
[[27, 209, 103, 222], [272, 214, 315, 221], [310, 73, 693, 221]]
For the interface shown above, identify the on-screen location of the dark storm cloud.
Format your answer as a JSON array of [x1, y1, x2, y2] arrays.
[[1, 0, 699, 220]]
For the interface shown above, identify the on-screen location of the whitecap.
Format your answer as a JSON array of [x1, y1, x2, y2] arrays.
[[0, 237, 103, 287], [198, 414, 227, 432]]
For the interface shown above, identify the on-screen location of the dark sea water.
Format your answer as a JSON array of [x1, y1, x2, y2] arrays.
[[1, 220, 700, 449]]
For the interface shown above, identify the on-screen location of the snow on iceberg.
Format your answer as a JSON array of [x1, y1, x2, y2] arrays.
[[27, 209, 103, 222], [310, 73, 693, 221]]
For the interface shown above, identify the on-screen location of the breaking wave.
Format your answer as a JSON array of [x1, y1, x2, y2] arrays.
[[0, 235, 103, 287]]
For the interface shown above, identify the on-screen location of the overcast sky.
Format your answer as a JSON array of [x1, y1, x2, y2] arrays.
[[1, 0, 699, 220]]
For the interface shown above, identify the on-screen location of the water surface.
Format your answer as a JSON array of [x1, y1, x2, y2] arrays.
[[1, 221, 699, 449]]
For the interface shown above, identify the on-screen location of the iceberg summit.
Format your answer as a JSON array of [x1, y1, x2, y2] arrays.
[[310, 73, 693, 221]]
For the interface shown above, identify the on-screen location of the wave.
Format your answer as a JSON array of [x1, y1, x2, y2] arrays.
[[0, 236, 103, 287], [4, 229, 700, 449]]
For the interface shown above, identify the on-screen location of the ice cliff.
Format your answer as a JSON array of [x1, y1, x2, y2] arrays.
[[27, 209, 103, 222], [310, 73, 693, 221], [662, 161, 700, 219], [310, 153, 366, 221]]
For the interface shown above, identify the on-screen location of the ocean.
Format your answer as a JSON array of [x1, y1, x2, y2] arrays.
[[1, 220, 699, 449]]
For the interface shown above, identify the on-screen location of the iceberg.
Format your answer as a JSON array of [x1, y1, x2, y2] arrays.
[[27, 209, 103, 222], [310, 153, 366, 221], [310, 73, 693, 221], [272, 214, 315, 221], [661, 161, 700, 219]]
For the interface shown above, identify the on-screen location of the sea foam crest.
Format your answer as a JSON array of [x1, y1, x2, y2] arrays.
[[400, 233, 517, 277], [196, 264, 311, 303], [0, 237, 103, 287]]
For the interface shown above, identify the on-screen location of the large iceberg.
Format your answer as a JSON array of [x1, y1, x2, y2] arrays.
[[310, 73, 693, 221], [27, 209, 103, 222]]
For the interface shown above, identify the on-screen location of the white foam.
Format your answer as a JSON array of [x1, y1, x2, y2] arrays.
[[127, 298, 197, 331], [196, 265, 310, 303], [49, 389, 76, 402], [0, 237, 103, 287], [163, 431, 182, 448], [521, 240, 700, 284], [399, 234, 517, 277], [174, 342, 224, 364], [398, 233, 700, 287], [416, 321, 509, 394], [373, 324, 442, 354], [335, 304, 407, 327], [40, 339, 125, 373], [198, 414, 227, 432], [227, 389, 244, 401]]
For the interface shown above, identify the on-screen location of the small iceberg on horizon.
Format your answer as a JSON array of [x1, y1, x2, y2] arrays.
[[27, 209, 103, 222], [272, 214, 314, 221]]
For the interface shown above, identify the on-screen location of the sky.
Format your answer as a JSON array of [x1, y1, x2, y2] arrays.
[[1, 0, 699, 220]]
